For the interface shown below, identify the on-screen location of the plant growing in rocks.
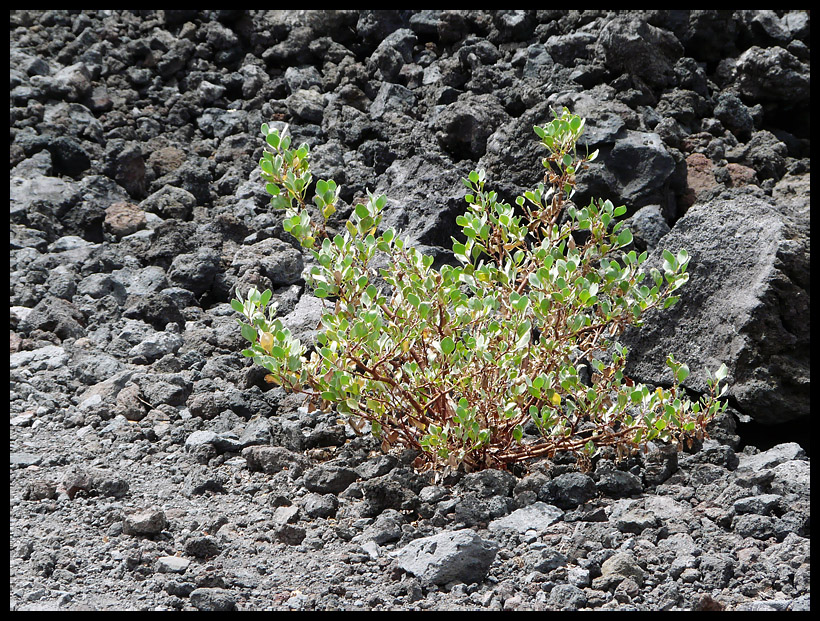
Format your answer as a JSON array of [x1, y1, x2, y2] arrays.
[[231, 109, 729, 472]]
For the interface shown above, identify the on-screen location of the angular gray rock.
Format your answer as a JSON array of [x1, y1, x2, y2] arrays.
[[622, 185, 810, 426], [736, 442, 806, 471], [375, 152, 470, 248], [538, 472, 597, 509], [18, 296, 86, 341], [432, 94, 509, 161], [281, 293, 325, 351], [230, 237, 304, 288], [122, 508, 167, 536], [242, 445, 312, 477], [302, 463, 359, 494], [596, 15, 684, 88], [487, 502, 563, 535], [599, 551, 646, 587], [189, 588, 236, 612], [392, 528, 499, 585], [731, 45, 810, 106]]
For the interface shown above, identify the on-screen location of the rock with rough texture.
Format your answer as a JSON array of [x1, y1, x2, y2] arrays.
[[538, 472, 598, 510], [393, 528, 499, 585], [596, 15, 684, 88], [622, 186, 810, 426], [487, 502, 563, 535], [103, 202, 147, 239], [375, 153, 469, 248], [433, 94, 509, 161], [122, 508, 167, 536]]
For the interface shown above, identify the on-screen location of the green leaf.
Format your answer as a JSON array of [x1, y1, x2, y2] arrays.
[[441, 336, 455, 355], [240, 324, 258, 343], [662, 249, 677, 270], [351, 321, 368, 339], [617, 228, 633, 246], [230, 299, 244, 314]]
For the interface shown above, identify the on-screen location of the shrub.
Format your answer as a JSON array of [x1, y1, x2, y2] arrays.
[[231, 109, 729, 472]]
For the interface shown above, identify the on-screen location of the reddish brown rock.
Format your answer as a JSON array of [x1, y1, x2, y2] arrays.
[[104, 201, 147, 239], [681, 152, 718, 209], [726, 163, 758, 187]]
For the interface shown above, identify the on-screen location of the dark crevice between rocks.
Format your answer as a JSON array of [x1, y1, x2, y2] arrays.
[[735, 417, 811, 456]]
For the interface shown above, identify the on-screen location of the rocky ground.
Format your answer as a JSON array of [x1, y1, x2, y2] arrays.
[[10, 10, 810, 611]]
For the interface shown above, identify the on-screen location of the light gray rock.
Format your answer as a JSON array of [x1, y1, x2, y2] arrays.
[[127, 331, 183, 364], [599, 551, 645, 587], [548, 583, 588, 610], [9, 345, 68, 372], [122, 508, 167, 536], [488, 502, 563, 535], [375, 152, 470, 248], [369, 82, 416, 119], [281, 293, 325, 350], [736, 442, 806, 471], [622, 189, 809, 426], [156, 556, 190, 574], [231, 237, 304, 288], [768, 459, 810, 498], [393, 528, 499, 586]]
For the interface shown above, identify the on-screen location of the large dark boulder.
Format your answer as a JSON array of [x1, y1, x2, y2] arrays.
[[621, 175, 810, 427], [374, 152, 472, 248], [595, 14, 684, 89]]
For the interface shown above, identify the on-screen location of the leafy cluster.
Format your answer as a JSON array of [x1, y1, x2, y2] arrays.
[[232, 110, 729, 472]]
